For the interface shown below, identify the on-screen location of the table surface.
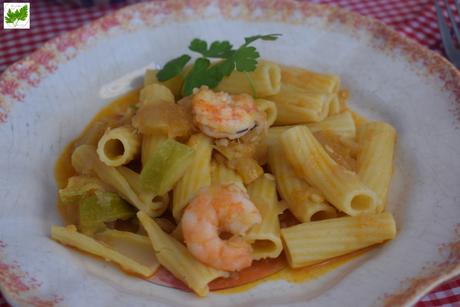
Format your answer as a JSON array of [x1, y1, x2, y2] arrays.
[[0, 0, 459, 306]]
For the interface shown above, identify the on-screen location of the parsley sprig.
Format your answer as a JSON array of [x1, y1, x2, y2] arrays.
[[157, 34, 281, 96], [4, 5, 28, 27]]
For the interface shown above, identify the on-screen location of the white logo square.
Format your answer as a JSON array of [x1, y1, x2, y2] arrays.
[[3, 2, 30, 29]]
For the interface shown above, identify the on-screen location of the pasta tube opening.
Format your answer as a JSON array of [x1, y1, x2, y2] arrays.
[[97, 126, 140, 167], [104, 139, 124, 159], [255, 99, 278, 127], [310, 207, 337, 221], [350, 194, 373, 211], [252, 239, 279, 255]]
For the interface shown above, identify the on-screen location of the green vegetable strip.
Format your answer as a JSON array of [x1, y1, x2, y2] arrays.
[[140, 139, 195, 195], [79, 192, 135, 235]]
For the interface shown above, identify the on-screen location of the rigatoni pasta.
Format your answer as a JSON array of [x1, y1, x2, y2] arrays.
[[357, 122, 397, 212], [97, 126, 140, 167], [307, 111, 356, 139], [216, 60, 281, 97], [51, 225, 156, 277], [246, 174, 283, 260], [280, 65, 340, 94], [269, 84, 332, 124], [281, 213, 396, 268], [137, 211, 227, 296], [172, 134, 212, 221], [281, 125, 380, 216], [266, 111, 356, 145], [95, 229, 160, 272], [268, 142, 337, 222], [254, 98, 278, 127]]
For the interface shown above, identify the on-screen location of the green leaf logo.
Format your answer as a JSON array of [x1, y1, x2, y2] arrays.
[[4, 4, 28, 27]]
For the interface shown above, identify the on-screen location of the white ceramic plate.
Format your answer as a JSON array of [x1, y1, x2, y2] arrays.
[[1, 1, 459, 306]]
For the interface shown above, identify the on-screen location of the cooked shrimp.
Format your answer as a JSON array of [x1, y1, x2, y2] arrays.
[[181, 183, 261, 271], [192, 87, 259, 139]]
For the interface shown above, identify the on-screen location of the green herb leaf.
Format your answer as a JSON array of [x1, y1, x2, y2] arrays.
[[244, 33, 282, 46], [206, 41, 234, 58], [182, 58, 224, 96], [17, 5, 28, 21], [189, 39, 233, 58], [4, 5, 28, 26], [213, 60, 235, 77], [157, 54, 191, 81], [189, 39, 208, 55], [4, 9, 16, 24], [234, 46, 260, 72]]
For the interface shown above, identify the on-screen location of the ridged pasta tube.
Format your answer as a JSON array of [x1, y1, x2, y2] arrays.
[[267, 112, 356, 145], [280, 65, 341, 94], [266, 126, 292, 147], [281, 213, 396, 268], [216, 61, 281, 97], [254, 98, 278, 127], [51, 225, 155, 277], [172, 134, 212, 221], [246, 174, 283, 260], [269, 84, 332, 124], [95, 229, 159, 273], [357, 122, 397, 212], [280, 126, 380, 216], [137, 212, 228, 297], [97, 126, 140, 167], [307, 111, 356, 139], [268, 143, 337, 222]]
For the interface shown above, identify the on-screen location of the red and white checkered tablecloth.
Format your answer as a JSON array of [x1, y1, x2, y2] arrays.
[[0, 0, 447, 72], [0, 0, 459, 306]]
